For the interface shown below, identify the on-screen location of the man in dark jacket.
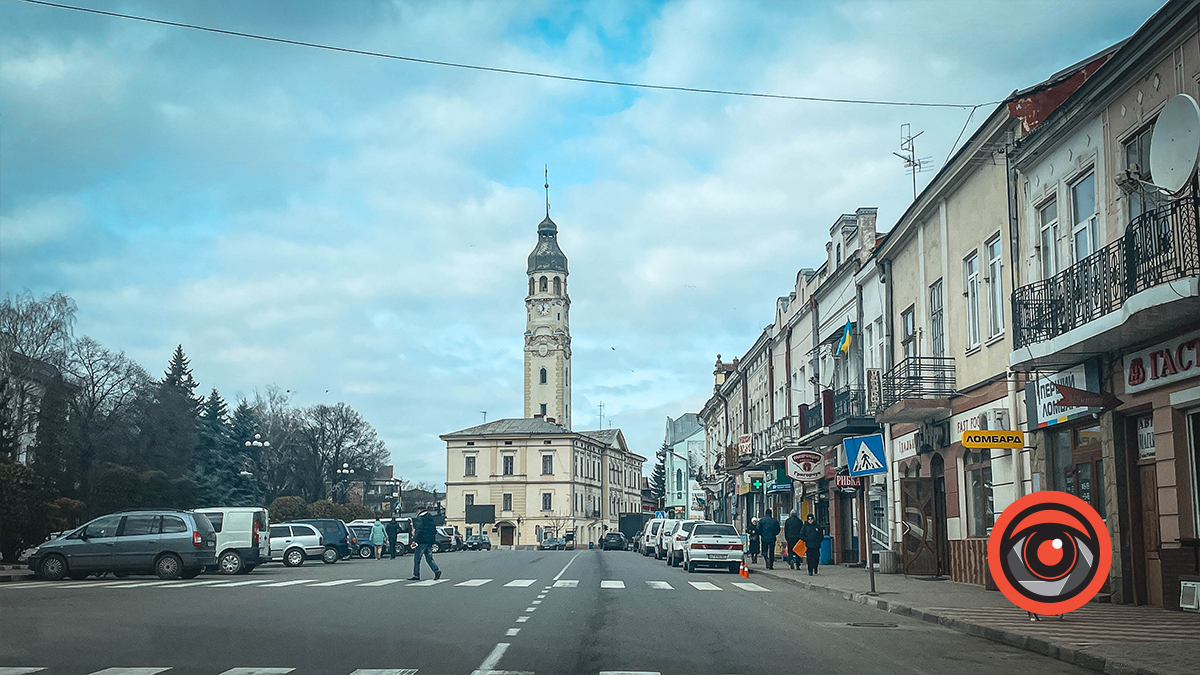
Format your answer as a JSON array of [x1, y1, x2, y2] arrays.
[[409, 509, 442, 581], [799, 513, 825, 576], [758, 509, 781, 570], [386, 517, 401, 559], [783, 511, 803, 570]]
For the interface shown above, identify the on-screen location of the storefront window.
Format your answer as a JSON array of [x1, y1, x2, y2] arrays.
[[965, 450, 993, 537], [1049, 428, 1072, 492]]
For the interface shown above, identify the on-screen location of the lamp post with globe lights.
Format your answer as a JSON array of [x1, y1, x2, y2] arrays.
[[336, 463, 356, 504], [239, 434, 268, 506]]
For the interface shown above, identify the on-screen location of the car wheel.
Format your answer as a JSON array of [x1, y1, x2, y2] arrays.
[[686, 559, 695, 573], [432, 543, 442, 553], [358, 545, 373, 559], [218, 550, 243, 575], [322, 547, 340, 564], [155, 553, 182, 580], [37, 555, 67, 581], [181, 568, 202, 579], [284, 549, 305, 567]]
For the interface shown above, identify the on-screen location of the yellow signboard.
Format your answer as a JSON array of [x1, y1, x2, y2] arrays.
[[962, 429, 1025, 449]]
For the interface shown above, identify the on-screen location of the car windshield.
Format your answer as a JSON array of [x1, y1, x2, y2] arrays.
[[694, 524, 738, 537]]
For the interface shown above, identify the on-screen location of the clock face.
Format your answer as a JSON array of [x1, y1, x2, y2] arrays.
[[536, 302, 551, 316]]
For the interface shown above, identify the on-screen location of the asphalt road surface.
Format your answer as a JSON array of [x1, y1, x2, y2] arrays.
[[1, 548, 1092, 675]]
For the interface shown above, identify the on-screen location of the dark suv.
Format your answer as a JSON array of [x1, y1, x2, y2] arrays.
[[293, 518, 356, 563], [601, 532, 628, 551], [28, 510, 217, 580]]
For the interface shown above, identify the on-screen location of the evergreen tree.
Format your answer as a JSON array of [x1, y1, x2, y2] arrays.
[[227, 400, 264, 506], [650, 442, 667, 505], [162, 344, 201, 409], [192, 389, 234, 505], [132, 346, 200, 478]]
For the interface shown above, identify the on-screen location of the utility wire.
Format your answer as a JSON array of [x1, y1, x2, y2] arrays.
[[19, 0, 996, 110], [942, 104, 983, 169]]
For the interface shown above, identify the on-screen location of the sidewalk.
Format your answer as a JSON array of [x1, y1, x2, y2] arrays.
[[0, 564, 34, 582], [749, 558, 1200, 675]]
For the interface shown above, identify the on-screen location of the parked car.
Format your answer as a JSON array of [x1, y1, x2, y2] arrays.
[[665, 519, 709, 567], [601, 532, 627, 551], [642, 518, 666, 558], [538, 537, 566, 550], [27, 509, 217, 581], [194, 507, 271, 575], [655, 520, 677, 560], [434, 526, 457, 553], [465, 534, 492, 550], [292, 518, 356, 563], [348, 525, 379, 558], [348, 517, 412, 556], [268, 523, 323, 567], [681, 522, 744, 574], [631, 532, 643, 553]]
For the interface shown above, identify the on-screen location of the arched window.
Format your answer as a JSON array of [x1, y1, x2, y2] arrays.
[[553, 277, 561, 295], [529, 278, 535, 295], [675, 468, 683, 491], [539, 368, 547, 384], [540, 276, 548, 292]]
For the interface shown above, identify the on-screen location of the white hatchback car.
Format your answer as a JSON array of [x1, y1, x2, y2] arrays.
[[655, 520, 679, 560], [268, 523, 323, 567], [641, 519, 665, 557], [665, 519, 709, 567], [682, 522, 744, 574]]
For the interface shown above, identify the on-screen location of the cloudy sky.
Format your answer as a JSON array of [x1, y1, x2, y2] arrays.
[[1, 0, 1163, 485]]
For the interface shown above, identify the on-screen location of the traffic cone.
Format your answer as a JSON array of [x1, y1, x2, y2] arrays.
[[740, 561, 750, 578]]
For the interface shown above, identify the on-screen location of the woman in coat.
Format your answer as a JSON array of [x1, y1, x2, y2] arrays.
[[798, 514, 825, 575], [747, 517, 761, 564], [370, 518, 387, 561]]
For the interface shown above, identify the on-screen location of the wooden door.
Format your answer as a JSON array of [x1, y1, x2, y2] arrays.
[[500, 525, 515, 546], [1140, 464, 1162, 606], [901, 478, 939, 575]]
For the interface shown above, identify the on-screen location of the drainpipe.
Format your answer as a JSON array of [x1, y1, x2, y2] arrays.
[[882, 257, 897, 545], [1004, 131, 1026, 500]]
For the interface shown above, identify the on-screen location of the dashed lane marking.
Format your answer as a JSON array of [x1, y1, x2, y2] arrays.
[[209, 579, 273, 588], [217, 669, 295, 675], [87, 669, 170, 675], [505, 628, 520, 636], [357, 579, 403, 587], [687, 581, 722, 591], [532, 600, 542, 605], [731, 582, 771, 592], [524, 606, 536, 612], [516, 616, 529, 623], [348, 671, 418, 675], [600, 580, 625, 589], [455, 578, 493, 587], [309, 579, 361, 587], [407, 578, 449, 587], [470, 642, 509, 675], [0, 669, 45, 675], [110, 581, 179, 589], [552, 579, 578, 587], [645, 581, 673, 590], [159, 580, 224, 588], [504, 579, 536, 587], [260, 579, 316, 588]]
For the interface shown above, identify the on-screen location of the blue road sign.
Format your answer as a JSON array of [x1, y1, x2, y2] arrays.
[[654, 510, 666, 519], [844, 433, 887, 476]]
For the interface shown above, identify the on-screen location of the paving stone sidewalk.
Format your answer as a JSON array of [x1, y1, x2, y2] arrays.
[[749, 558, 1200, 675]]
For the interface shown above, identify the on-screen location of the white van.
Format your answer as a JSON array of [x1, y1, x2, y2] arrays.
[[641, 518, 666, 557], [195, 507, 270, 574]]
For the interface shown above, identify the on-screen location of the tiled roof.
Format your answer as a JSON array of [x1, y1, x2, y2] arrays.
[[440, 417, 572, 438]]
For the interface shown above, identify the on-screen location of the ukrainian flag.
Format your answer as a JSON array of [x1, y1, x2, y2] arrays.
[[837, 319, 852, 355]]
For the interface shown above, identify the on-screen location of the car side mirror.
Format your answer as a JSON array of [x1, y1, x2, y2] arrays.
[[78, 531, 89, 540]]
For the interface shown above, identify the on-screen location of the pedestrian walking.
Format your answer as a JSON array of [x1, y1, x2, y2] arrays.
[[784, 510, 803, 570], [386, 517, 401, 559], [747, 517, 761, 564], [799, 513, 825, 576], [370, 518, 387, 560], [759, 509, 781, 570], [409, 508, 442, 581]]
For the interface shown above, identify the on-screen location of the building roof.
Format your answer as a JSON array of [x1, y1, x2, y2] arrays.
[[527, 215, 569, 274], [578, 428, 621, 446], [440, 417, 572, 438], [665, 413, 702, 445]]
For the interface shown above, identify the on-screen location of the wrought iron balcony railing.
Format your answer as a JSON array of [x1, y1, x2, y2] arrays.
[[767, 415, 801, 453], [831, 387, 868, 424], [803, 398, 824, 433], [1013, 195, 1200, 348], [882, 356, 956, 409]]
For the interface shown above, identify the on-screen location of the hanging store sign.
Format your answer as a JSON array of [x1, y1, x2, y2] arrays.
[[834, 474, 861, 489], [962, 429, 1025, 449], [1025, 362, 1101, 429], [1123, 328, 1200, 394], [786, 449, 824, 483], [737, 434, 752, 456], [1136, 415, 1156, 460], [767, 482, 793, 494]]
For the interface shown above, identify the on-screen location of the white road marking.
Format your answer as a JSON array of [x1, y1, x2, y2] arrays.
[[516, 616, 529, 623], [505, 628, 520, 636], [217, 669, 295, 675], [599, 672, 662, 675], [552, 579, 578, 587], [732, 582, 771, 592], [472, 642, 510, 675], [63, 581, 129, 589], [600, 580, 625, 589], [260, 579, 317, 588], [455, 578, 493, 587], [645, 581, 674, 590], [209, 579, 273, 588], [86, 669, 170, 675], [160, 579, 224, 588], [0, 669, 45, 674], [688, 581, 722, 591], [358, 579, 403, 587], [552, 552, 581, 581], [110, 581, 176, 589], [349, 670, 418, 675], [524, 606, 536, 612], [407, 578, 449, 587], [504, 579, 536, 587], [0, 582, 55, 590], [309, 579, 361, 587], [532, 600, 542, 605]]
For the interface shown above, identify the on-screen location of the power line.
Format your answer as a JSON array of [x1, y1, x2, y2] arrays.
[[19, 0, 996, 110]]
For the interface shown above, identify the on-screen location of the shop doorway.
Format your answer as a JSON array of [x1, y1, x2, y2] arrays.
[[901, 477, 938, 575], [839, 490, 858, 563], [1127, 417, 1162, 606], [930, 453, 950, 575]]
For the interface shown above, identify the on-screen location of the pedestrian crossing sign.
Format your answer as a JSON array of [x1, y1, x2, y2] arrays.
[[844, 433, 887, 476]]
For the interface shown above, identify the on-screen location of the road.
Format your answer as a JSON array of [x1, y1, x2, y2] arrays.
[[1, 548, 1092, 675]]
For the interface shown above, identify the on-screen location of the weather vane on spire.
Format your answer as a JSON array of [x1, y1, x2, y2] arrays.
[[544, 165, 550, 217]]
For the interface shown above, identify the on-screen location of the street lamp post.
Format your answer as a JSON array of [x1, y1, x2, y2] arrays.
[[241, 434, 269, 506], [516, 516, 523, 549], [336, 462, 356, 504]]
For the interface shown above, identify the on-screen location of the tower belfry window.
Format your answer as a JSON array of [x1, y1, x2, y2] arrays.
[[529, 278, 535, 295], [540, 276, 548, 292], [553, 277, 561, 295]]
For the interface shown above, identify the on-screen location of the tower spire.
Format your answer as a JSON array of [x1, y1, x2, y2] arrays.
[[544, 165, 550, 217]]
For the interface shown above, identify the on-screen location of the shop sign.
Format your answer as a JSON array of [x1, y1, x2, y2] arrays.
[[895, 431, 918, 461], [1025, 362, 1100, 429], [962, 429, 1025, 449], [787, 449, 824, 482], [1123, 328, 1200, 394], [767, 482, 793, 494], [834, 474, 861, 489], [1137, 415, 1155, 460], [737, 434, 752, 456], [866, 368, 883, 410]]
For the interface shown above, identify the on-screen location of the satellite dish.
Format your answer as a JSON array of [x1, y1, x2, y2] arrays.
[[1149, 93, 1200, 194]]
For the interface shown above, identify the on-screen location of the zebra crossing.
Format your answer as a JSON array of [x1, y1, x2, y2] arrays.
[[1, 577, 772, 593]]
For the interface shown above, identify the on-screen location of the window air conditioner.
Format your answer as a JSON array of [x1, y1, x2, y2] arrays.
[[977, 408, 1010, 431], [1182, 580, 1200, 612]]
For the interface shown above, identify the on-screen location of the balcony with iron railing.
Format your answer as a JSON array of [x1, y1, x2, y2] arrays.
[[766, 415, 801, 454], [1012, 195, 1200, 367], [878, 356, 956, 423], [799, 387, 880, 447]]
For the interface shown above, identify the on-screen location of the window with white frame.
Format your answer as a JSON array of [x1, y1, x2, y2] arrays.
[[502, 493, 512, 511], [1071, 171, 1098, 262], [464, 455, 476, 476], [542, 454, 553, 475], [964, 252, 981, 348], [541, 492, 552, 511], [929, 279, 944, 358], [1038, 197, 1059, 280], [465, 493, 474, 509], [502, 455, 514, 475], [901, 306, 916, 360], [986, 236, 1004, 339]]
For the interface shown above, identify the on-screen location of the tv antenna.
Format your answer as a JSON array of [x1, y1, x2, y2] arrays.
[[894, 124, 932, 200]]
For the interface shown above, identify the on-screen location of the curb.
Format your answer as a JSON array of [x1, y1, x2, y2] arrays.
[[755, 568, 1163, 675]]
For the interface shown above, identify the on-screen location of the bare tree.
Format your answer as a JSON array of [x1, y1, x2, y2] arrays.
[[0, 292, 77, 461], [296, 402, 388, 502], [251, 386, 305, 501], [543, 510, 572, 539]]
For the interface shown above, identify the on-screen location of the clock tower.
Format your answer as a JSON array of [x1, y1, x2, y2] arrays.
[[525, 210, 571, 429]]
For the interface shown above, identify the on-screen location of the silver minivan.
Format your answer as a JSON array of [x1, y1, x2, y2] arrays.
[[268, 523, 323, 567]]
